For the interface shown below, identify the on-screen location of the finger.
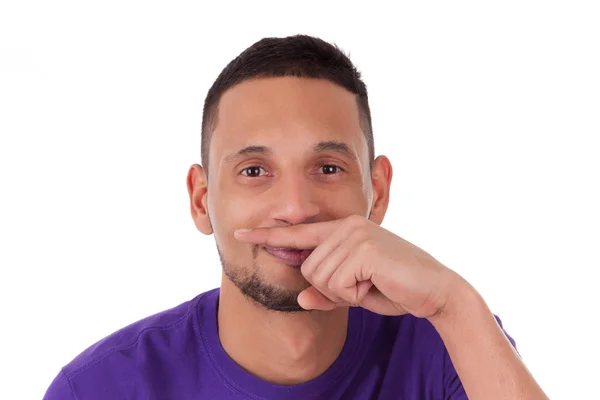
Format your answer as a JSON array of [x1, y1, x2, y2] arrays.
[[298, 286, 351, 311], [360, 287, 409, 316], [303, 239, 355, 304], [329, 251, 374, 304], [233, 220, 342, 249], [297, 286, 336, 310], [300, 224, 348, 277]]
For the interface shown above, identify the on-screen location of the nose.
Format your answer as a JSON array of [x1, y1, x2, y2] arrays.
[[269, 175, 321, 226]]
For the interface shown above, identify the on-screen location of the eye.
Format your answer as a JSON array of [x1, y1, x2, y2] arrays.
[[320, 164, 343, 174], [241, 166, 267, 177]]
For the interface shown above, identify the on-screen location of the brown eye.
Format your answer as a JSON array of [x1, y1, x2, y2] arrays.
[[321, 165, 340, 174], [241, 166, 265, 177]]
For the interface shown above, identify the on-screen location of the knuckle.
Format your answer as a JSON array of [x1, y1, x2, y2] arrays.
[[359, 238, 377, 253], [349, 228, 368, 243], [310, 270, 325, 286], [326, 279, 337, 293], [347, 214, 366, 228]]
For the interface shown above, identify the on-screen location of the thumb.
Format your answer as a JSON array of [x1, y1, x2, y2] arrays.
[[298, 286, 338, 311]]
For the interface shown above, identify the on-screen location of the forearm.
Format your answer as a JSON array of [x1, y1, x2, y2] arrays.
[[429, 278, 548, 400]]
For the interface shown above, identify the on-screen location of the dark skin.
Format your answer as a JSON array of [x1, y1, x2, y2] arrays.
[[187, 77, 391, 384], [186, 77, 547, 398]]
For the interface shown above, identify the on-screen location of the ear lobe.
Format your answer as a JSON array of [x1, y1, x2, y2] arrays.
[[367, 156, 393, 225], [187, 164, 213, 235]]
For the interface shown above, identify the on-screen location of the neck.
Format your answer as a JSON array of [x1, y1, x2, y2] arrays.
[[217, 276, 349, 385]]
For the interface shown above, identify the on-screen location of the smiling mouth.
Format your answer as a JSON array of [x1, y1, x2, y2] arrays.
[[263, 246, 314, 267]]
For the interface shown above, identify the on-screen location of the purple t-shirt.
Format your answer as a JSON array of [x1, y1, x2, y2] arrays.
[[44, 288, 516, 399]]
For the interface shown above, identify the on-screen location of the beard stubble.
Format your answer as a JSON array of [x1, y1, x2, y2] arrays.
[[217, 244, 308, 313]]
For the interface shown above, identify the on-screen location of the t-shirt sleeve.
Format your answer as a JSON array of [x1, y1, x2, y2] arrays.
[[43, 370, 75, 400], [443, 314, 517, 400]]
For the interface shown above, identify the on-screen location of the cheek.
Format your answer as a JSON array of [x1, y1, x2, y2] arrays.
[[208, 192, 266, 251], [208, 180, 244, 234], [318, 186, 371, 218]]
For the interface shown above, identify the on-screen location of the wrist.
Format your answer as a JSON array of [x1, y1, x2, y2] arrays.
[[428, 273, 485, 328]]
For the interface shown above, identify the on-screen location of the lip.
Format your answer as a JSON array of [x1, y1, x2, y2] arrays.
[[263, 246, 313, 267]]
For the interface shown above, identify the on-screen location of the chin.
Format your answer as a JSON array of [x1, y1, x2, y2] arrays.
[[218, 245, 311, 312]]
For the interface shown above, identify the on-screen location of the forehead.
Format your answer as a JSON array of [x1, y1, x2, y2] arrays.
[[210, 77, 368, 165]]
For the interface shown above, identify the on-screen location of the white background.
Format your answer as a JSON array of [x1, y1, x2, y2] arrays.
[[1, 1, 598, 398]]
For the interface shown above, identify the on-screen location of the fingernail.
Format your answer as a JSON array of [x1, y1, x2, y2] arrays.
[[235, 229, 252, 234]]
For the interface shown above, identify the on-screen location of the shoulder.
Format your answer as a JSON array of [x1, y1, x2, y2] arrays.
[[63, 291, 210, 376], [43, 289, 218, 399]]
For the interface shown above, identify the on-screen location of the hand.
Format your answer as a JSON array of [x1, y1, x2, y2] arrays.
[[234, 215, 465, 318]]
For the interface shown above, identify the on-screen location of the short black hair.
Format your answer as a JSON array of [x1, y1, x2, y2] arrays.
[[201, 34, 373, 177]]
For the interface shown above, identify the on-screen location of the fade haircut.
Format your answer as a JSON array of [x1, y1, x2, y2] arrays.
[[200, 34, 374, 177]]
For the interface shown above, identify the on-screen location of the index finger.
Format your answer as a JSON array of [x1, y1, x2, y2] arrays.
[[234, 220, 341, 249]]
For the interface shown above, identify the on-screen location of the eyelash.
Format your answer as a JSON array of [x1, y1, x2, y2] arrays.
[[240, 164, 344, 177]]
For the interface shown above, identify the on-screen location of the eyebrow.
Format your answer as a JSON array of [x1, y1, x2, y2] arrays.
[[223, 140, 357, 163], [224, 145, 273, 163], [312, 141, 357, 161]]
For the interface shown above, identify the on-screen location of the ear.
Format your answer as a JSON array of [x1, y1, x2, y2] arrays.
[[368, 155, 393, 225], [186, 164, 213, 235]]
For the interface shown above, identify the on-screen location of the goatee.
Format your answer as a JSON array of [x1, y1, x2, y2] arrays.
[[217, 245, 307, 313]]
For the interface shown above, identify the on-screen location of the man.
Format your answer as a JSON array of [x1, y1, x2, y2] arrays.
[[44, 35, 547, 399]]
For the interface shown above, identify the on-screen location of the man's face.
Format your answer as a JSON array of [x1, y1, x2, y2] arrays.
[[205, 77, 376, 312]]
